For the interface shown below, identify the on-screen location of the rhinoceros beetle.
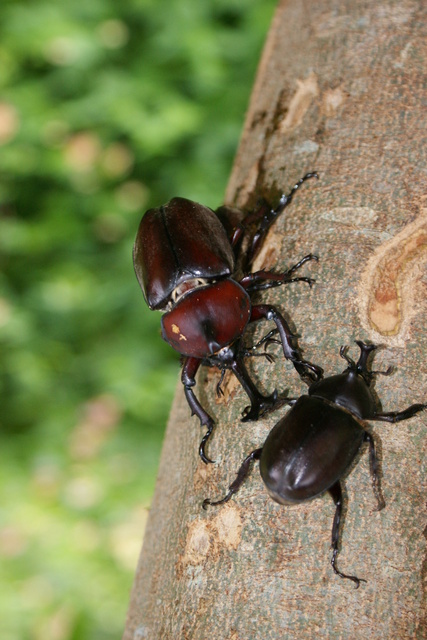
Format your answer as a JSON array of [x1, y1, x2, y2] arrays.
[[203, 340, 426, 586], [133, 173, 323, 463]]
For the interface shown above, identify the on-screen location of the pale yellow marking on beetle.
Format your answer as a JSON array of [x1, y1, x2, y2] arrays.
[[171, 323, 187, 341]]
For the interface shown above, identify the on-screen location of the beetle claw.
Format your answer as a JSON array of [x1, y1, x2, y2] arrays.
[[293, 359, 324, 383], [241, 390, 278, 422], [331, 549, 366, 588], [200, 449, 215, 465], [202, 492, 232, 509]]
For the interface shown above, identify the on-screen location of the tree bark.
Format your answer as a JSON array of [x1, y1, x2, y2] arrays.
[[123, 1, 426, 638]]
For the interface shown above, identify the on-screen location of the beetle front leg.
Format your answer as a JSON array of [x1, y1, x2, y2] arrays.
[[372, 403, 426, 423], [181, 357, 215, 464], [202, 448, 263, 508], [241, 172, 319, 267], [250, 304, 323, 383], [240, 254, 318, 293], [328, 481, 366, 588]]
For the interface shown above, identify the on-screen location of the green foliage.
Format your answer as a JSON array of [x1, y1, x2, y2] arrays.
[[0, 0, 276, 637]]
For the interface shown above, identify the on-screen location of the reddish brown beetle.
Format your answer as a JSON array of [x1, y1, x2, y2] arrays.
[[133, 174, 322, 462]]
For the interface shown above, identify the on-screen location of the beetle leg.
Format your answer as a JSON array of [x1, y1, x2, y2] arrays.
[[216, 368, 226, 397], [242, 328, 281, 362], [230, 356, 278, 421], [328, 481, 366, 588], [239, 254, 318, 293], [230, 222, 245, 250], [214, 205, 246, 246], [339, 345, 355, 366], [249, 304, 323, 383], [242, 348, 276, 364], [243, 172, 319, 267], [202, 448, 263, 509], [372, 403, 426, 423], [364, 433, 385, 511], [181, 357, 215, 464]]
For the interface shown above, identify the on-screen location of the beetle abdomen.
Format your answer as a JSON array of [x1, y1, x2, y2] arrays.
[[260, 396, 365, 504], [133, 197, 235, 310], [161, 279, 251, 358]]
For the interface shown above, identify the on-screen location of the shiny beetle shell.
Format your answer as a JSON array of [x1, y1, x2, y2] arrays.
[[308, 371, 377, 419], [259, 395, 364, 504], [133, 197, 235, 310]]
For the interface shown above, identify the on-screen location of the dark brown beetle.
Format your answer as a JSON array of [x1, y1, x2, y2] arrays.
[[203, 340, 426, 586], [133, 174, 323, 462]]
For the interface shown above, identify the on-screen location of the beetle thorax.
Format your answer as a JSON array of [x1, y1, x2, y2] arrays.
[[308, 369, 377, 420]]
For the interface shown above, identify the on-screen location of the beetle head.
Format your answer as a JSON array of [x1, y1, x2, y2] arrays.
[[308, 341, 383, 420]]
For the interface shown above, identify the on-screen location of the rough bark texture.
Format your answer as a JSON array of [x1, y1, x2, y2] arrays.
[[124, 1, 426, 638]]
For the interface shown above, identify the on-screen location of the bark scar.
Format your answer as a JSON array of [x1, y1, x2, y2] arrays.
[[178, 505, 243, 570], [279, 71, 319, 133], [359, 210, 427, 338]]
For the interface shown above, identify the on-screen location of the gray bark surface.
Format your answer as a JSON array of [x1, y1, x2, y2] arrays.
[[124, 1, 427, 638]]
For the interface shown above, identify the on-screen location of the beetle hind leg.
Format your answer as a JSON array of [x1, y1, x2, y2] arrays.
[[328, 482, 366, 588], [364, 432, 385, 511]]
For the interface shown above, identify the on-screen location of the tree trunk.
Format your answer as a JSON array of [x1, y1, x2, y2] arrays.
[[123, 1, 426, 638]]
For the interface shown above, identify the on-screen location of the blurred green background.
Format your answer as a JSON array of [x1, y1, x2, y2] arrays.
[[0, 0, 276, 638]]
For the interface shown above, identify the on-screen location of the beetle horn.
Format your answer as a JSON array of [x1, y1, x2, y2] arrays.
[[355, 340, 377, 373]]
